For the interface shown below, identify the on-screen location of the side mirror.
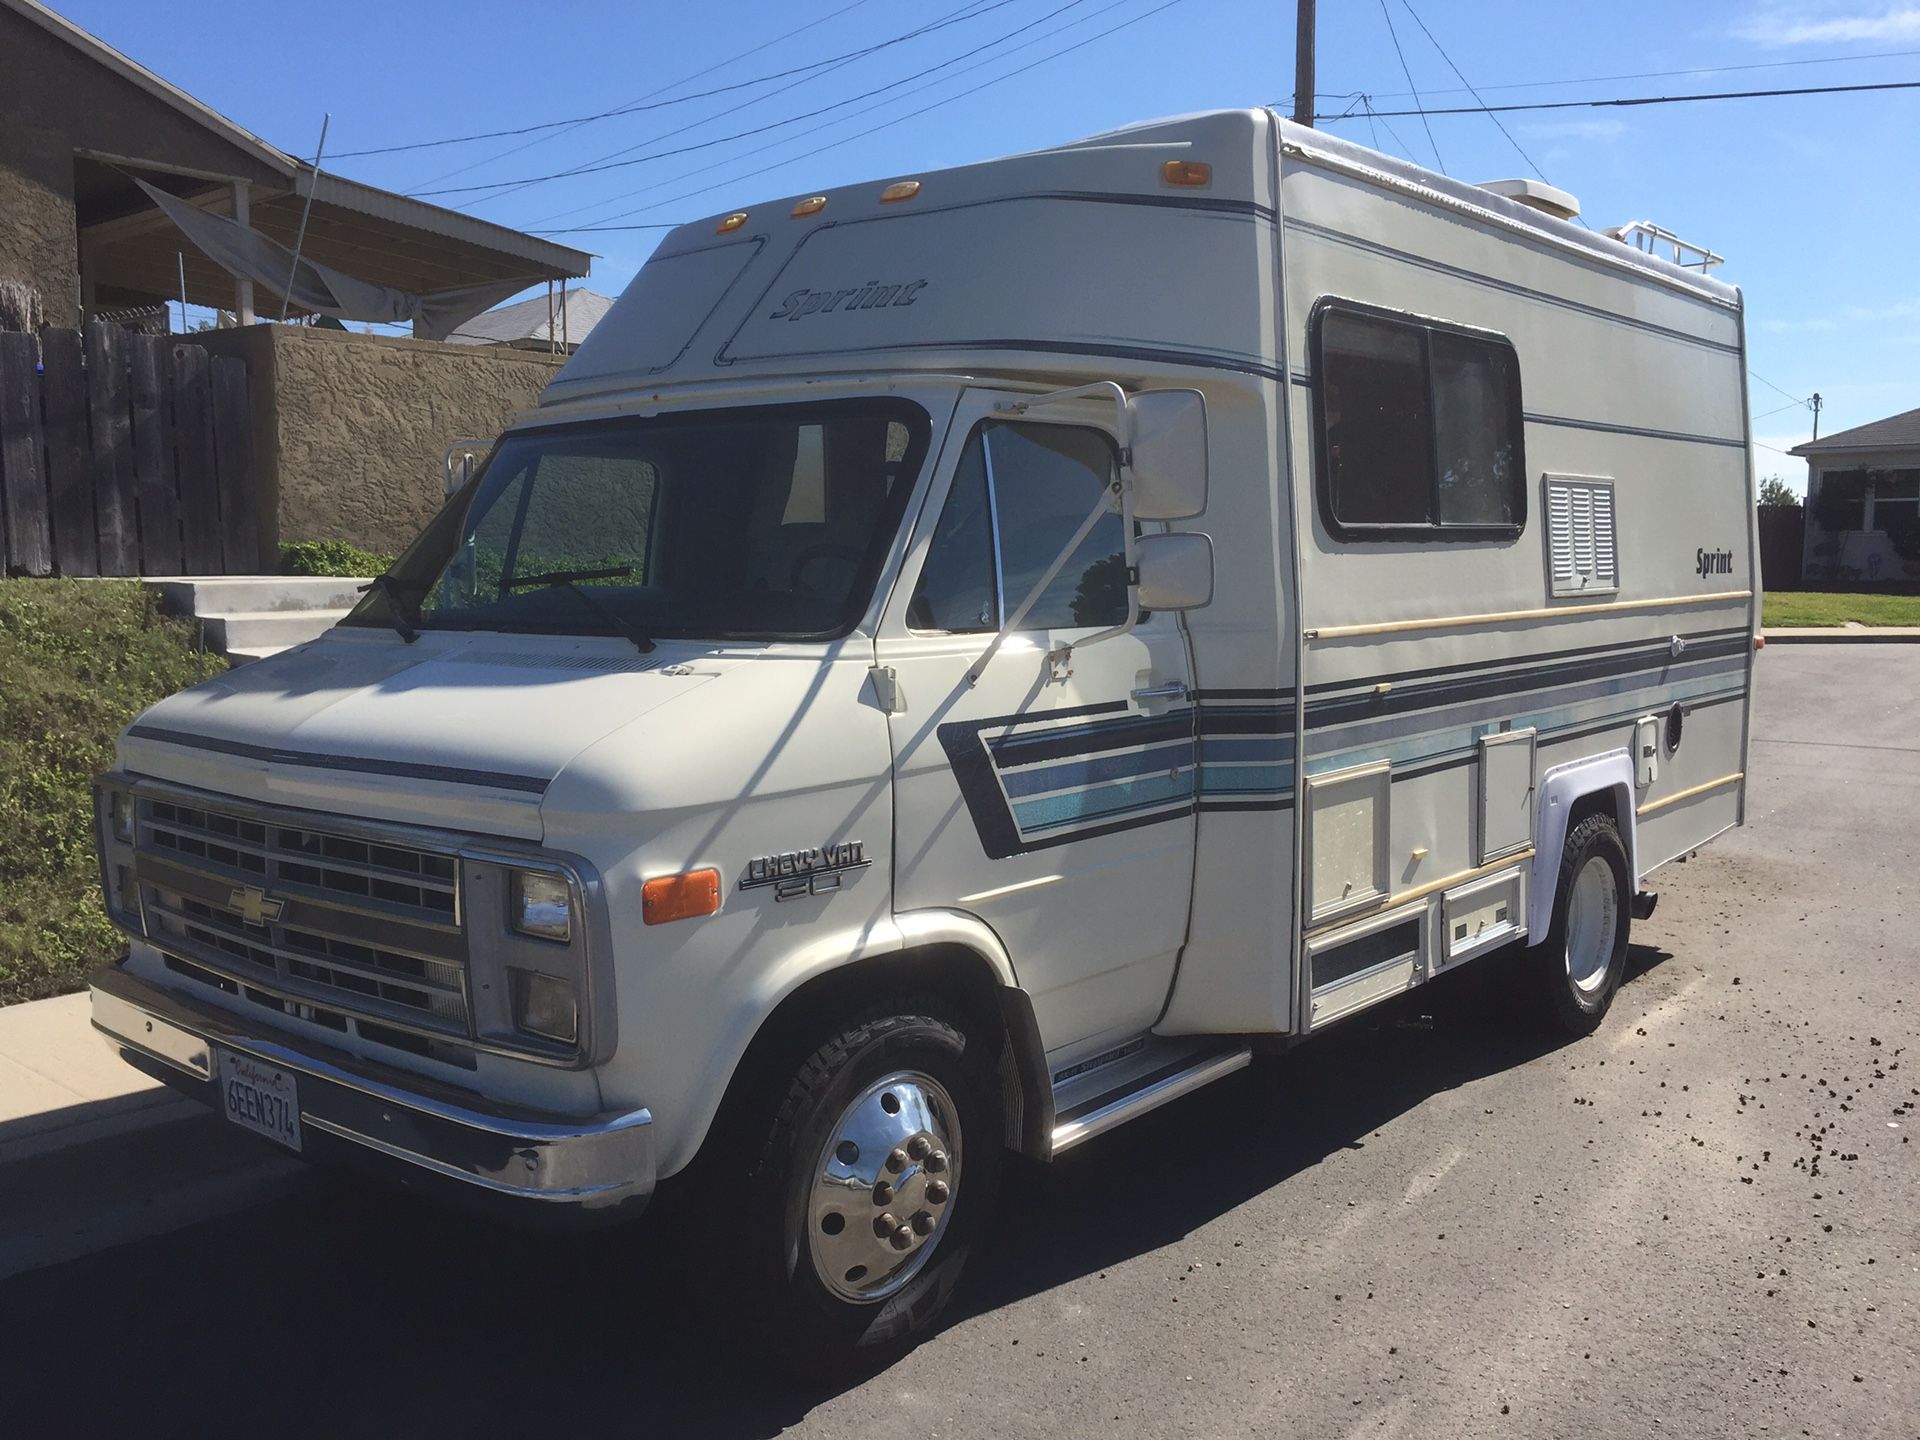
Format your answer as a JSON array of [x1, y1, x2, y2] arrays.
[[1135, 532, 1214, 611], [1128, 390, 1208, 520]]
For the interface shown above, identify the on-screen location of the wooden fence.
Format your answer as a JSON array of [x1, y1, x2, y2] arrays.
[[0, 323, 258, 577]]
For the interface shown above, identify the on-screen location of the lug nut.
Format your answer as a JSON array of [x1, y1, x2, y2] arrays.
[[925, 1149, 947, 1174], [885, 1148, 908, 1174], [872, 1180, 894, 1205], [911, 1211, 935, 1236], [907, 1135, 931, 1161], [873, 1213, 897, 1238], [890, 1227, 914, 1251], [925, 1179, 950, 1205]]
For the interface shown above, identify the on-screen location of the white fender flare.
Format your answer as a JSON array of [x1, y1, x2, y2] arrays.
[[662, 909, 1020, 1177], [1529, 750, 1639, 941]]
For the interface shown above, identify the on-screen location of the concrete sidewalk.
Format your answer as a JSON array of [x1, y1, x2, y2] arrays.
[[0, 990, 196, 1166], [1763, 625, 1920, 643]]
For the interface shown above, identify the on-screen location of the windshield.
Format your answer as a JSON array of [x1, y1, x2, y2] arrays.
[[346, 399, 931, 643]]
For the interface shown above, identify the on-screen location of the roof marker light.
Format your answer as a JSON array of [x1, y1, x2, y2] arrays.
[[1162, 160, 1211, 187], [791, 195, 828, 217], [880, 180, 921, 203], [716, 212, 748, 234]]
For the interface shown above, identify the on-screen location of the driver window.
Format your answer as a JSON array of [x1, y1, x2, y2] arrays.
[[909, 420, 1126, 633]]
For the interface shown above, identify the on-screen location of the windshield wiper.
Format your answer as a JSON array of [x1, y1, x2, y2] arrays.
[[503, 566, 655, 654], [359, 573, 422, 643]]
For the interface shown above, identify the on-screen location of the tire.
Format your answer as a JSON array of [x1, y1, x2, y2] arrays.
[[705, 999, 1004, 1376], [1522, 811, 1632, 1037]]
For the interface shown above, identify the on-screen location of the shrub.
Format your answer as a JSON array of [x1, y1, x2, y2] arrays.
[[0, 581, 227, 1004], [280, 539, 394, 577]]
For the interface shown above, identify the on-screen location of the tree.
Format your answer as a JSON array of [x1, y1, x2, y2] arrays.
[[1756, 475, 1799, 509]]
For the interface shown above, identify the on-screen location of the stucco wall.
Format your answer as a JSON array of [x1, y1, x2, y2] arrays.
[[194, 325, 562, 557]]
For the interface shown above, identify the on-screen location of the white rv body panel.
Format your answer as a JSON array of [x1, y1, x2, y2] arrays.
[[91, 109, 1756, 1226]]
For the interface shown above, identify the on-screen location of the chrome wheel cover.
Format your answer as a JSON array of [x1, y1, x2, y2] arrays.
[[1565, 854, 1619, 995], [807, 1071, 962, 1304]]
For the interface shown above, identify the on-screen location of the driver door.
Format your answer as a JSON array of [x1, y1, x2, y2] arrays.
[[877, 390, 1198, 1065]]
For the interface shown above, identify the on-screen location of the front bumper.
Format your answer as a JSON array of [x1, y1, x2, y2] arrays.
[[89, 964, 653, 1221]]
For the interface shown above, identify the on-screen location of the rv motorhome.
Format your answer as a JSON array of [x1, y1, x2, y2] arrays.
[[90, 109, 1758, 1366]]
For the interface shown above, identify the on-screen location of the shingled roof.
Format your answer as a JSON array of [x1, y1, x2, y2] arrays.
[[1792, 405, 1920, 456]]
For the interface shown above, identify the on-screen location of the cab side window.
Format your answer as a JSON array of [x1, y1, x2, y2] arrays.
[[908, 421, 1126, 633], [1315, 302, 1525, 541]]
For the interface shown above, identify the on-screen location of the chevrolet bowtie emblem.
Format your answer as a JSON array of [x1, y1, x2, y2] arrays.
[[228, 885, 284, 925]]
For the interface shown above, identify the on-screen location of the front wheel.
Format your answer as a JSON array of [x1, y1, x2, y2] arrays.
[[1522, 812, 1632, 1037], [713, 1001, 1003, 1374]]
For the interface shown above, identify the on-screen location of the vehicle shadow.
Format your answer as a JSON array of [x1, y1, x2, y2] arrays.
[[1, 944, 1671, 1439]]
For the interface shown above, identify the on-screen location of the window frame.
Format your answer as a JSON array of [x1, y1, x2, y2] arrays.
[[1309, 297, 1528, 544], [907, 415, 1130, 636]]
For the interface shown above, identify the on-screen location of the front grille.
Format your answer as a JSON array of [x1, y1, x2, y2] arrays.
[[134, 793, 472, 1055]]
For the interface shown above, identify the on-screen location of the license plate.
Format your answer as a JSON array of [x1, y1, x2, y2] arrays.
[[218, 1048, 303, 1152]]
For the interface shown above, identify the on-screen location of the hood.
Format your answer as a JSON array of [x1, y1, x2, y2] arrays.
[[119, 628, 725, 840]]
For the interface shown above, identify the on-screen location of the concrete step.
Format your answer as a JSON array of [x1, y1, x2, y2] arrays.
[[199, 608, 351, 655], [147, 574, 371, 618]]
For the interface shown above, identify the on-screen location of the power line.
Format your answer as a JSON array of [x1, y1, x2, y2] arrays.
[[1315, 46, 1920, 104], [1376, 0, 1444, 172], [1749, 370, 1807, 406], [1751, 399, 1808, 422], [414, 0, 1101, 200], [520, 0, 1138, 230], [474, 0, 1046, 212], [530, 0, 1186, 234], [1396, 1, 1553, 185], [1315, 78, 1920, 120], [331, 0, 990, 160], [401, 0, 891, 192], [422, 0, 1023, 203]]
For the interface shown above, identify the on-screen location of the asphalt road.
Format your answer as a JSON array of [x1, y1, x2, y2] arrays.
[[4, 644, 1915, 1439]]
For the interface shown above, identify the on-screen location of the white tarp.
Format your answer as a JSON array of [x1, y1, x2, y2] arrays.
[[135, 179, 534, 341]]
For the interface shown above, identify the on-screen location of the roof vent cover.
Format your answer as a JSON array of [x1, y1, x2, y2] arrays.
[[1478, 177, 1581, 221]]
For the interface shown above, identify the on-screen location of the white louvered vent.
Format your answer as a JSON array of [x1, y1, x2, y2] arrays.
[[1544, 475, 1618, 597]]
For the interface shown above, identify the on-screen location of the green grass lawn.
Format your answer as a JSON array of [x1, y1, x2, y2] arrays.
[[1762, 592, 1920, 628], [0, 580, 225, 1005]]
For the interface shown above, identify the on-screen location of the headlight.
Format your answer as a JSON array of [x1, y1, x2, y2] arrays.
[[509, 968, 579, 1045], [110, 790, 134, 843], [509, 868, 572, 943]]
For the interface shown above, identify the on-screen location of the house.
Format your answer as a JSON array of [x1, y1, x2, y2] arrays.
[[0, 0, 596, 567], [1792, 406, 1920, 584], [445, 288, 614, 353], [0, 0, 588, 333]]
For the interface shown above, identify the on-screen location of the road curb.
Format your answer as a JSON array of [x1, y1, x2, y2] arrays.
[[0, 990, 200, 1170], [1762, 629, 1920, 644]]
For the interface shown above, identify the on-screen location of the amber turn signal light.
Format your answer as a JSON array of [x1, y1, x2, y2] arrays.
[[642, 869, 721, 925], [1162, 160, 1211, 187], [716, 212, 748, 234], [791, 195, 828, 217], [879, 180, 921, 203]]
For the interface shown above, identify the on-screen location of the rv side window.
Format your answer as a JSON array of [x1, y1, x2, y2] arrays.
[[908, 421, 1127, 633], [1315, 303, 1525, 541]]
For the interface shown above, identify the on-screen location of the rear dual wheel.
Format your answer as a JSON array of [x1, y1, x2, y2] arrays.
[[1522, 812, 1632, 1037]]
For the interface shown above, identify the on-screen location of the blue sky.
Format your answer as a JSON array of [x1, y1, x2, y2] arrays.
[[57, 0, 1920, 488]]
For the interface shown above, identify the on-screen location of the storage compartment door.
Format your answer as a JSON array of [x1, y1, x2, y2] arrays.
[[1478, 728, 1535, 863]]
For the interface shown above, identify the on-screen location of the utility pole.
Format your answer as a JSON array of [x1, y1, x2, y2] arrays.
[[1809, 391, 1822, 440], [1292, 0, 1316, 127]]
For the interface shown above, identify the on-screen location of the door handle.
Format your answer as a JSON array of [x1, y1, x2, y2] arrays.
[[1131, 680, 1189, 703]]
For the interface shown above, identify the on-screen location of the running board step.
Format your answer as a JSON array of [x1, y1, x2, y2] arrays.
[[1048, 1037, 1251, 1156]]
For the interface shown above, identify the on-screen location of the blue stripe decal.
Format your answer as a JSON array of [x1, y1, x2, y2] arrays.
[[1013, 772, 1197, 832], [1199, 762, 1296, 796], [1199, 736, 1293, 763], [1000, 740, 1196, 798]]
